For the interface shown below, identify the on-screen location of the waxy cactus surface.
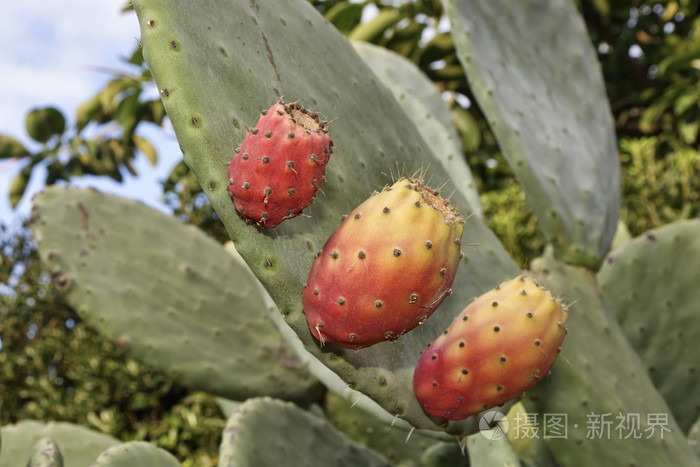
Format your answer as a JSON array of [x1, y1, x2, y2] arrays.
[[413, 275, 568, 420], [228, 99, 332, 227]]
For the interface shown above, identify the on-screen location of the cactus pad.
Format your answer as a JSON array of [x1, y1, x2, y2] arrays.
[[598, 219, 700, 432], [352, 41, 481, 215], [524, 256, 699, 466], [218, 397, 392, 466], [29, 186, 320, 403], [0, 421, 118, 467], [445, 0, 620, 267], [90, 441, 181, 466], [27, 437, 64, 467], [324, 392, 466, 467]]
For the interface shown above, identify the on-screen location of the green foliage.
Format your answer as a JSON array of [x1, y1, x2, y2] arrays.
[[619, 137, 700, 235], [480, 183, 546, 268], [0, 47, 165, 207], [25, 107, 66, 145]]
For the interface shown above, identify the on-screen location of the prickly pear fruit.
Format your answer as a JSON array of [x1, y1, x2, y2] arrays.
[[227, 99, 332, 227], [303, 176, 465, 350], [413, 275, 568, 420]]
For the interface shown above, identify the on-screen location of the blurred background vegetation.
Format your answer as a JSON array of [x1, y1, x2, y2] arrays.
[[1, 0, 698, 464]]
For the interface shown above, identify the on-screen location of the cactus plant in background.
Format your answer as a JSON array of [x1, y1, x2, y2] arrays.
[[0, 421, 119, 466], [6, 0, 698, 465]]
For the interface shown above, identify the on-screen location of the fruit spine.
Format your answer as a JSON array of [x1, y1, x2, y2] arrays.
[[303, 176, 465, 350], [228, 99, 332, 227], [413, 275, 568, 420]]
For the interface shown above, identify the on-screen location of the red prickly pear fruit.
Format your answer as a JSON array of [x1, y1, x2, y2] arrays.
[[413, 275, 569, 420], [303, 176, 465, 350], [227, 99, 332, 227]]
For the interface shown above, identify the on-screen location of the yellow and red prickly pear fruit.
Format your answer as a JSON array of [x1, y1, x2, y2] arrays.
[[302, 176, 465, 350], [413, 275, 568, 421], [228, 99, 332, 227]]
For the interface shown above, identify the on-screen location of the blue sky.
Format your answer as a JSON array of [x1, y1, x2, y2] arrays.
[[0, 0, 180, 228]]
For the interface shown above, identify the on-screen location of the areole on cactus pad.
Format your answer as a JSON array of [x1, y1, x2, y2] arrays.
[[302, 176, 465, 350], [413, 275, 568, 420], [227, 99, 333, 227]]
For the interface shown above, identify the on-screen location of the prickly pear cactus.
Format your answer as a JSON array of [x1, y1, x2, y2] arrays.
[[324, 392, 466, 467], [598, 219, 700, 431], [0, 421, 119, 467], [132, 0, 519, 433], [445, 0, 620, 268], [351, 41, 481, 215], [29, 186, 321, 403], [465, 435, 521, 467], [218, 397, 392, 467], [27, 437, 63, 467], [23, 0, 695, 464], [90, 441, 181, 467], [525, 256, 699, 466]]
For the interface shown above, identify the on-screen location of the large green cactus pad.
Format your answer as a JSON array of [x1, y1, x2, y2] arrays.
[[598, 219, 700, 432], [445, 0, 620, 267], [525, 256, 699, 466], [465, 435, 521, 467], [27, 437, 63, 467], [29, 186, 320, 403], [324, 392, 467, 467], [90, 441, 181, 466], [689, 416, 700, 457], [352, 41, 481, 215], [0, 421, 119, 467], [133, 0, 520, 432], [218, 397, 391, 467]]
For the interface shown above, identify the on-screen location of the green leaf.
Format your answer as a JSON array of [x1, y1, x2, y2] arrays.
[[324, 2, 364, 34], [132, 134, 158, 165], [348, 8, 401, 42], [451, 106, 481, 153], [9, 165, 32, 208], [76, 95, 103, 131], [25, 107, 66, 144], [0, 135, 30, 159]]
